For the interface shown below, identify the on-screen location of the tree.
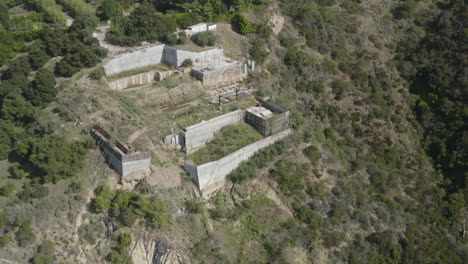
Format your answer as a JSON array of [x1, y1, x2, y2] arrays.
[[232, 13, 251, 35], [28, 135, 86, 183], [0, 121, 16, 160], [191, 31, 217, 47], [181, 58, 193, 68], [116, 233, 132, 253], [303, 145, 322, 167], [0, 183, 15, 197], [100, 0, 122, 21], [255, 22, 272, 39], [25, 68, 57, 107], [176, 12, 202, 29], [4, 56, 32, 78], [32, 240, 56, 264], [250, 38, 268, 64], [1, 92, 36, 124], [99, 0, 122, 20], [16, 219, 36, 246], [0, 2, 9, 27], [28, 41, 51, 69]]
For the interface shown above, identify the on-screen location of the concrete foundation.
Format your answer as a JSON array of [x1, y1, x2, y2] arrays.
[[185, 129, 292, 195]]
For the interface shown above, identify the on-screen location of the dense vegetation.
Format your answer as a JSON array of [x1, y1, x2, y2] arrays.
[[92, 185, 172, 229], [107, 0, 265, 46], [0, 0, 106, 256], [396, 0, 467, 194], [191, 31, 217, 47]]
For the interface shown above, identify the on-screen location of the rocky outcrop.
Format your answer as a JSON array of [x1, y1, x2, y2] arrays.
[[131, 231, 185, 264]]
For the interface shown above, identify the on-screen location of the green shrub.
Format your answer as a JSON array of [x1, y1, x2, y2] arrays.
[[332, 79, 352, 100], [89, 67, 104, 80], [186, 199, 205, 214], [250, 38, 268, 64], [322, 231, 345, 248], [0, 183, 15, 197], [232, 13, 251, 35], [306, 182, 326, 198], [9, 163, 29, 179], [270, 160, 306, 195], [296, 206, 324, 229], [181, 58, 193, 68], [0, 234, 12, 247], [303, 146, 322, 167], [16, 220, 36, 246], [32, 240, 56, 264], [191, 31, 217, 47]]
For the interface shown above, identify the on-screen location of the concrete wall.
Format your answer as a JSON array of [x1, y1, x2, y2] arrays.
[[104, 45, 224, 75], [104, 45, 166, 75], [184, 110, 244, 152], [193, 63, 245, 89], [185, 129, 292, 194], [90, 129, 151, 178], [175, 47, 224, 68], [108, 71, 157, 90], [122, 158, 151, 177], [162, 45, 178, 67]]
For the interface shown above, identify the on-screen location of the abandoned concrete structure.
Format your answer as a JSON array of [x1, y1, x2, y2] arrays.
[[185, 129, 292, 195], [103, 44, 225, 75], [90, 125, 151, 178], [165, 110, 245, 154], [185, 23, 217, 37], [245, 99, 290, 136], [166, 100, 291, 195], [103, 44, 246, 90], [191, 61, 245, 89]]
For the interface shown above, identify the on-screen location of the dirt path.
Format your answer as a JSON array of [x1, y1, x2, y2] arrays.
[[128, 126, 147, 144], [0, 258, 20, 264]]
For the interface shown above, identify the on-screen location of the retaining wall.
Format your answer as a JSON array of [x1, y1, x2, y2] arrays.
[[104, 44, 225, 75], [104, 45, 165, 75], [185, 129, 292, 194], [90, 128, 151, 178], [108, 70, 157, 90], [192, 63, 245, 89], [175, 47, 224, 67], [184, 110, 244, 153]]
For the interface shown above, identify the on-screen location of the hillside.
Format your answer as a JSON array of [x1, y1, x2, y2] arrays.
[[0, 0, 466, 263]]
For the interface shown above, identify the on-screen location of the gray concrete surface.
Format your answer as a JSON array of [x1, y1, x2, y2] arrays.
[[104, 45, 165, 75], [103, 44, 225, 75], [184, 110, 244, 152]]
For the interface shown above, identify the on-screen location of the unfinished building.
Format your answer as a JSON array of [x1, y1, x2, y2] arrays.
[[165, 110, 245, 154], [191, 61, 245, 89], [90, 125, 151, 178], [166, 100, 291, 195], [103, 44, 247, 90], [185, 23, 217, 37], [245, 99, 290, 136]]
